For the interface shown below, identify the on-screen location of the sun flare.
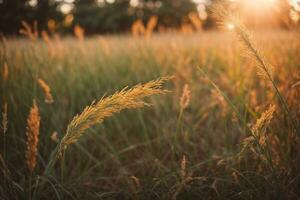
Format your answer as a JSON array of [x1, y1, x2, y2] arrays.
[[241, 0, 278, 11]]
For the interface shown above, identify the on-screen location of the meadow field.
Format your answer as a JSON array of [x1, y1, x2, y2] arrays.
[[1, 28, 300, 199]]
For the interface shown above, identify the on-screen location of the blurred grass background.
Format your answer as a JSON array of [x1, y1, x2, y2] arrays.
[[1, 30, 300, 199]]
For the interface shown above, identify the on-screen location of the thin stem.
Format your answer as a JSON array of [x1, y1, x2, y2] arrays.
[[236, 27, 298, 133], [28, 171, 32, 200], [60, 151, 65, 185], [175, 108, 184, 138], [44, 145, 61, 175]]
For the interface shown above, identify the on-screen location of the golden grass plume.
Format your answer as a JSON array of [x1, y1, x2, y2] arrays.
[[180, 84, 191, 110], [58, 76, 170, 153], [180, 155, 187, 179], [19, 20, 38, 42], [130, 175, 141, 189], [2, 103, 8, 135], [45, 77, 171, 172], [241, 104, 276, 154], [251, 104, 276, 136], [37, 78, 54, 104], [41, 30, 54, 57], [131, 19, 146, 37], [188, 12, 202, 31], [211, 3, 274, 79], [2, 63, 8, 82], [145, 16, 158, 38], [74, 25, 85, 41], [212, 2, 295, 131], [2, 62, 9, 83], [2, 62, 8, 82], [25, 100, 40, 172]]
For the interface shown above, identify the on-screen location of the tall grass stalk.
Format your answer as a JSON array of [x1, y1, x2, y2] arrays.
[[212, 3, 298, 133], [199, 67, 278, 173], [44, 77, 171, 174], [175, 84, 191, 139], [25, 100, 40, 199]]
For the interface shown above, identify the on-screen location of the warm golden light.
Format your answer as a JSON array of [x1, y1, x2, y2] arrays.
[[289, 0, 300, 11], [238, 0, 281, 28], [64, 14, 74, 27], [242, 0, 278, 11], [227, 23, 235, 30], [60, 3, 74, 14]]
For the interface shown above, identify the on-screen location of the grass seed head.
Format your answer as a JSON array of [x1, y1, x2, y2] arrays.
[[37, 78, 54, 104], [180, 155, 187, 179], [180, 84, 191, 110], [56, 76, 171, 158], [19, 20, 38, 42], [2, 62, 8, 82], [145, 16, 158, 37], [74, 25, 85, 41], [188, 12, 202, 31], [2, 103, 8, 135], [131, 19, 145, 37], [25, 100, 40, 172], [251, 104, 276, 136]]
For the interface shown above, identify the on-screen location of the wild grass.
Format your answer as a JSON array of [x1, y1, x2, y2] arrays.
[[37, 79, 54, 104], [25, 100, 40, 172], [45, 77, 170, 174], [1, 17, 300, 199]]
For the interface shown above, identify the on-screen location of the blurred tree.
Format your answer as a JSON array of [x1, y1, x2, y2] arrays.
[[72, 0, 197, 33], [0, 0, 62, 35], [0, 0, 299, 35], [34, 0, 63, 31], [73, 0, 134, 33], [276, 0, 299, 28], [0, 0, 29, 34], [144, 0, 197, 28]]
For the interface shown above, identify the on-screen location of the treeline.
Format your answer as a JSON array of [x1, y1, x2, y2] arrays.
[[0, 0, 299, 35], [0, 0, 205, 35]]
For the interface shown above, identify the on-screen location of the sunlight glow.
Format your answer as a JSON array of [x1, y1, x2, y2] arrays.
[[97, 0, 105, 7], [289, 0, 300, 11], [28, 0, 37, 7], [64, 0, 75, 3], [130, 0, 139, 7], [106, 0, 115, 4], [227, 23, 235, 30], [242, 0, 278, 11], [195, 1, 208, 20], [192, 0, 207, 4], [60, 3, 74, 14], [290, 9, 300, 22]]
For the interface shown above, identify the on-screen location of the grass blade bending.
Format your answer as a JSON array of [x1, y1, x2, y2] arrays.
[[45, 76, 171, 174], [211, 3, 297, 133]]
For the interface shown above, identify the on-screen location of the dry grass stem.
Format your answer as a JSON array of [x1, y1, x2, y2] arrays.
[[45, 77, 171, 173], [74, 25, 84, 41], [2, 62, 8, 82], [37, 78, 54, 104], [180, 155, 187, 179], [145, 16, 158, 38], [251, 104, 276, 136], [2, 103, 8, 135], [25, 100, 40, 172], [19, 20, 38, 41], [180, 84, 191, 110]]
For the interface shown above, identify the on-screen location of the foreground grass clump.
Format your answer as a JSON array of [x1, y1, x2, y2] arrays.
[[46, 77, 170, 174], [1, 19, 300, 199]]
